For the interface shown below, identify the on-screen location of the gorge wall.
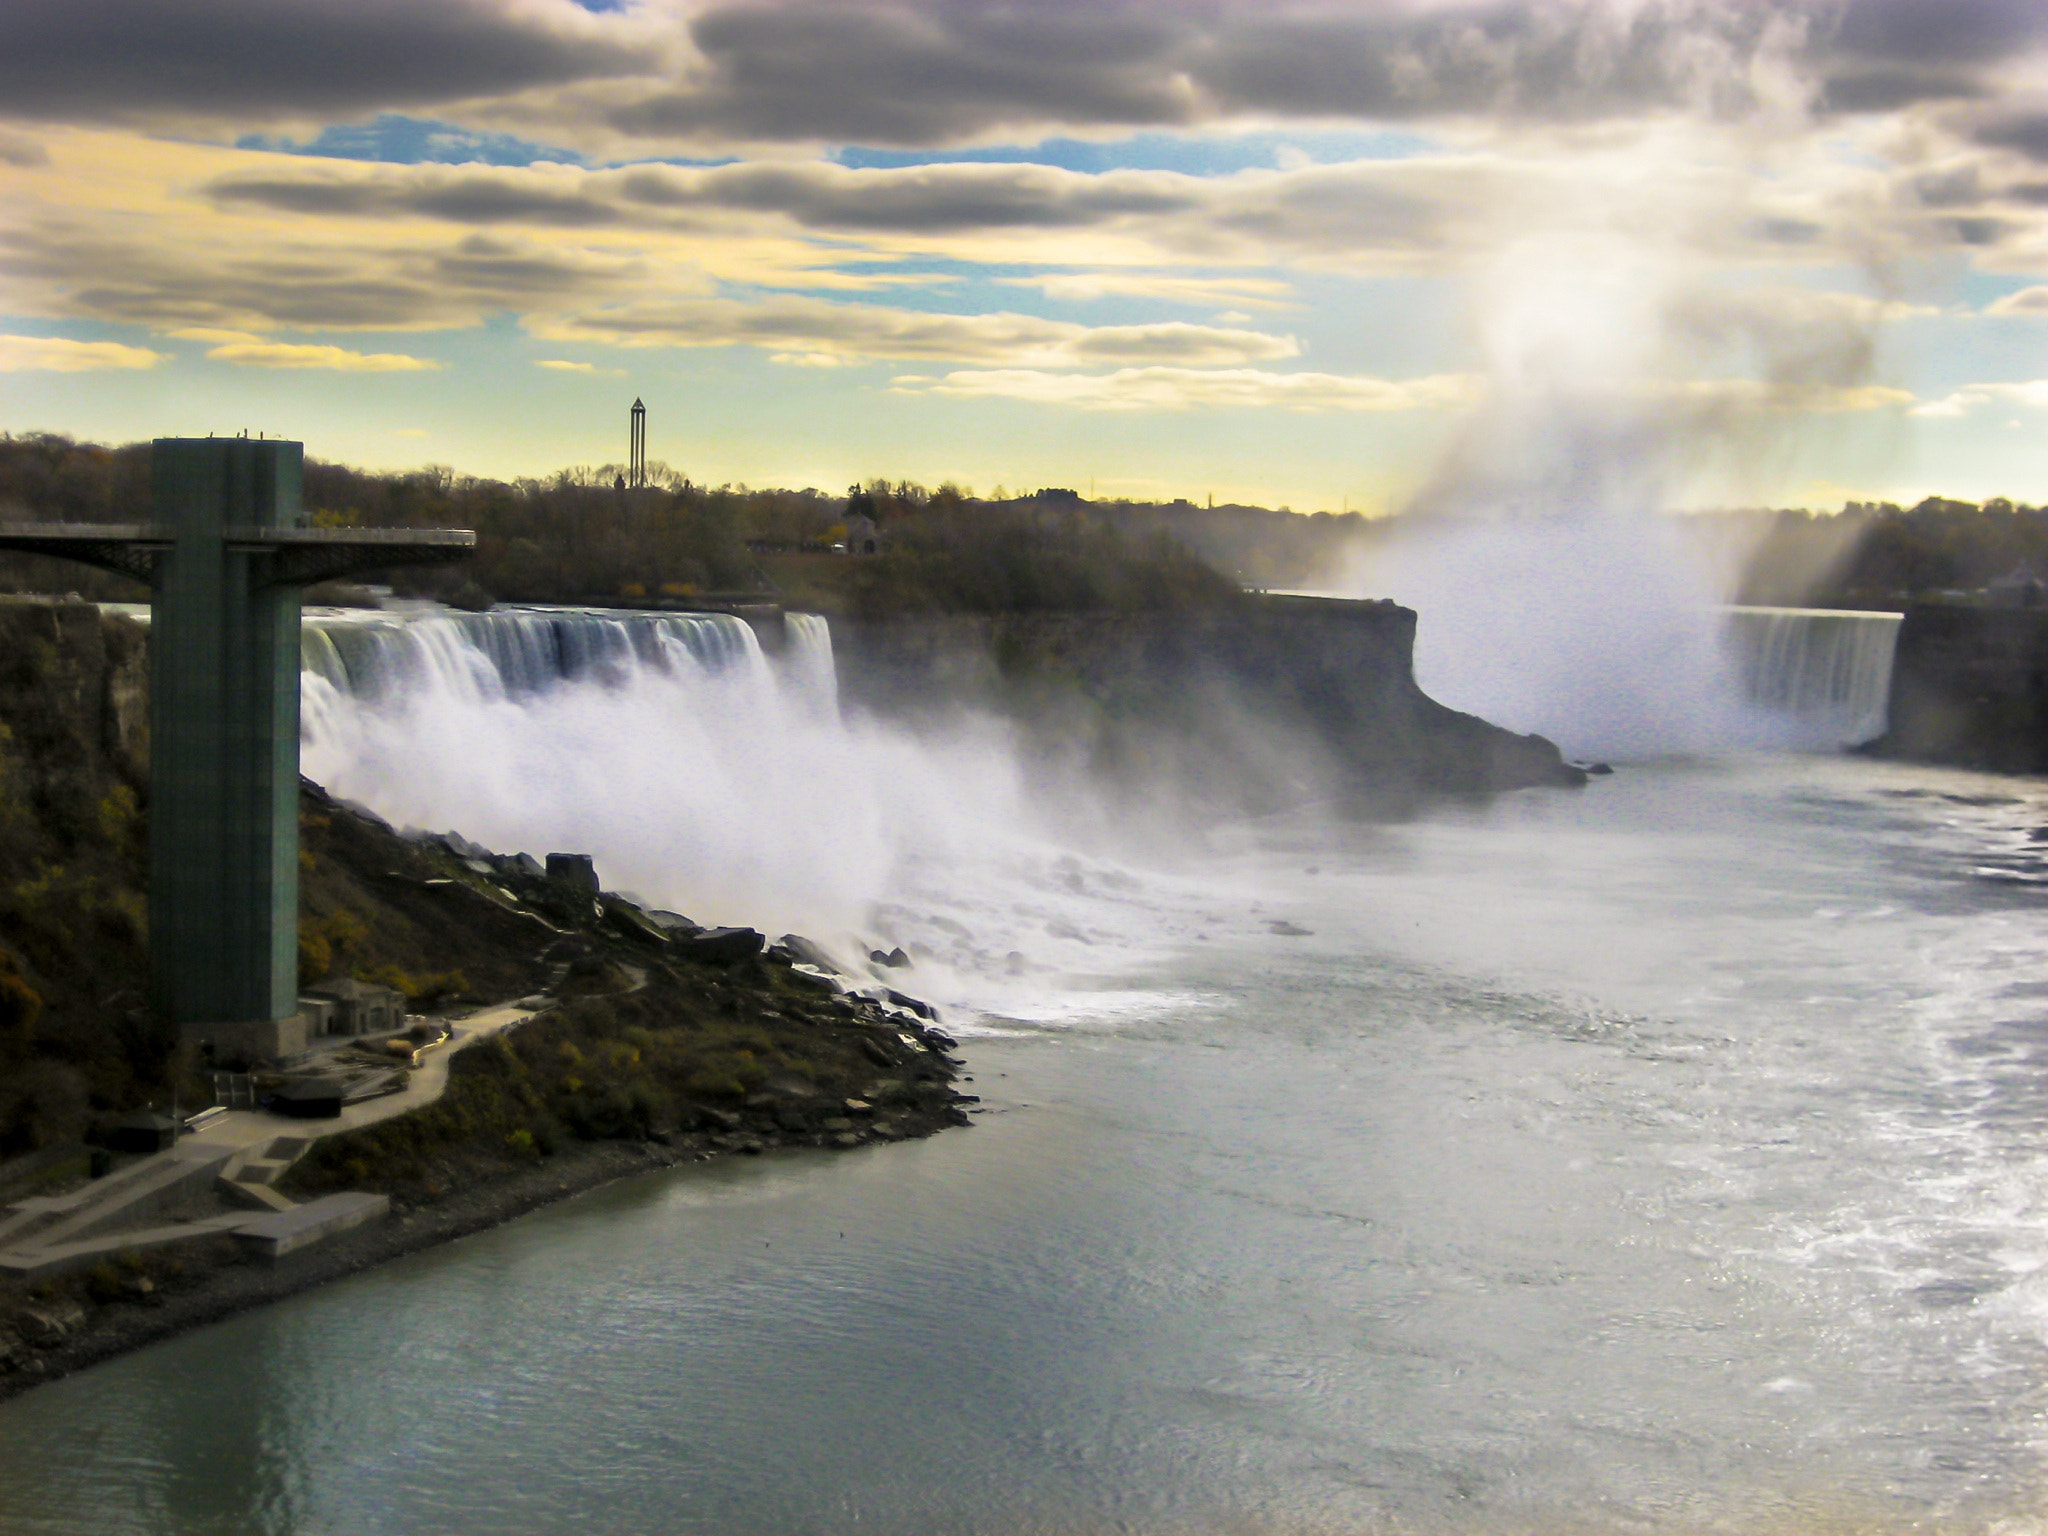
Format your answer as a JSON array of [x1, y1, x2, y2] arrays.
[[1872, 603, 2048, 774], [831, 594, 1583, 816]]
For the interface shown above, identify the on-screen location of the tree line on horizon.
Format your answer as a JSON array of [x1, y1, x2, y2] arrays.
[[0, 432, 2041, 613]]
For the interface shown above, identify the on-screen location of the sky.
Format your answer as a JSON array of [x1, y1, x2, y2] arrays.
[[0, 0, 2044, 512]]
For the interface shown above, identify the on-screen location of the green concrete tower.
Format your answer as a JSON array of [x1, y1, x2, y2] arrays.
[[0, 437, 474, 1064], [149, 439, 307, 1051]]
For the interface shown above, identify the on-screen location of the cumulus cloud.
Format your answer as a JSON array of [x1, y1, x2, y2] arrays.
[[1909, 379, 2048, 416], [203, 340, 441, 370], [202, 157, 1210, 239], [891, 366, 1479, 412], [535, 293, 1299, 367], [1985, 285, 2048, 316], [0, 333, 163, 371], [997, 272, 1295, 309], [0, 198, 655, 332], [185, 145, 1855, 280]]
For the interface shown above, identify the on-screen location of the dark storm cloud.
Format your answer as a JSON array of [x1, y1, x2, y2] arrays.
[[1832, 0, 2048, 68], [1973, 113, 2048, 162], [610, 4, 1196, 144], [6, 0, 2047, 149], [1819, 0, 2048, 113], [584, 0, 2048, 149], [614, 0, 1766, 145], [0, 0, 644, 126], [209, 173, 625, 228], [1195, 4, 1773, 122]]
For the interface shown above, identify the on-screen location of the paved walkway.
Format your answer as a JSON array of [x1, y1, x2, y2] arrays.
[[187, 999, 546, 1150], [0, 1000, 549, 1278]]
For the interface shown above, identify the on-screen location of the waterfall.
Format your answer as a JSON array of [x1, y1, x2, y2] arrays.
[[293, 603, 1194, 1021], [295, 605, 1051, 955], [1719, 606, 1902, 748]]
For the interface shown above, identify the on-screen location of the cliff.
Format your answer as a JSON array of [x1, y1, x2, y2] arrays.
[[831, 594, 1582, 816], [1870, 602, 2048, 774], [0, 600, 152, 1150], [0, 599, 965, 1162]]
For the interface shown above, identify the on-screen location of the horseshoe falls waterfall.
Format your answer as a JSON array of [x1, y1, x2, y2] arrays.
[[1722, 605, 1905, 749], [10, 596, 2048, 1536]]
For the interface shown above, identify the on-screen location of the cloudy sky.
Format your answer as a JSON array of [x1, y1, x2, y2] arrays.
[[0, 0, 2044, 510]]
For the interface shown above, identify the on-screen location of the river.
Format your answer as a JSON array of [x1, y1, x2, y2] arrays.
[[4, 744, 2047, 1534]]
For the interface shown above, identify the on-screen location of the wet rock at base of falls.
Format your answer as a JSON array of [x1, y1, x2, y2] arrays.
[[884, 988, 934, 1020], [683, 926, 765, 965], [776, 935, 842, 972], [869, 947, 912, 969]]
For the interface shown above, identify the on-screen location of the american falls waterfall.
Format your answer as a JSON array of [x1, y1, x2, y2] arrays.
[[1719, 606, 1903, 748], [298, 607, 1031, 954]]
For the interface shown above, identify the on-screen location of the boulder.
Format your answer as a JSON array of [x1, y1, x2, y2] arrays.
[[777, 934, 841, 972], [884, 988, 934, 1020], [545, 853, 600, 893], [685, 926, 765, 965], [18, 1300, 84, 1347]]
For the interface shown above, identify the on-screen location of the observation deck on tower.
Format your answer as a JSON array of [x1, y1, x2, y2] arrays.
[[0, 437, 475, 1064]]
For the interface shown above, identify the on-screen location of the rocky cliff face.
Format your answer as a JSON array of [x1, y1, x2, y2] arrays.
[[832, 594, 1581, 816], [0, 600, 152, 1152], [0, 599, 148, 824], [1872, 602, 2048, 774]]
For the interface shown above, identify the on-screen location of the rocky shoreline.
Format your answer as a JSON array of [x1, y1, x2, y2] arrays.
[[0, 782, 976, 1402], [0, 1005, 973, 1404]]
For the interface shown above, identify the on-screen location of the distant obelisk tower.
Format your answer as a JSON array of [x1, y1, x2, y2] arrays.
[[628, 398, 647, 490]]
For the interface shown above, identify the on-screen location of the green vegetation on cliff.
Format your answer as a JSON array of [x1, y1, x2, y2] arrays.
[[285, 973, 968, 1210]]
